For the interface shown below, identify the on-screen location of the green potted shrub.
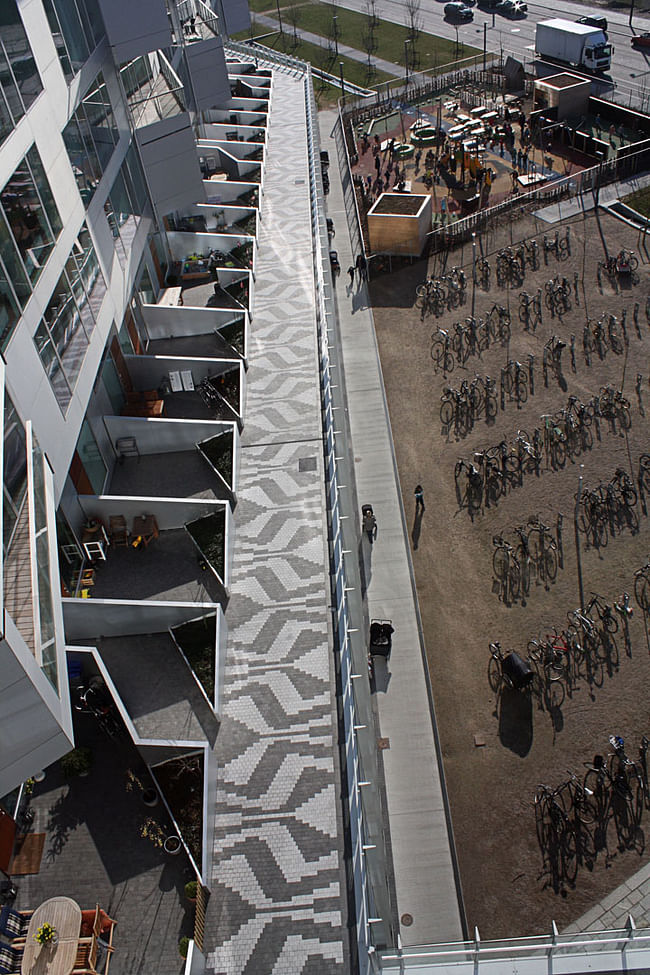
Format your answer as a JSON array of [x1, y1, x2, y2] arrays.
[[184, 880, 198, 902], [179, 936, 190, 959], [60, 747, 92, 778]]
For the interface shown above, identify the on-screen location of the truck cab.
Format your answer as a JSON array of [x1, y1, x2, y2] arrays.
[[583, 37, 612, 72]]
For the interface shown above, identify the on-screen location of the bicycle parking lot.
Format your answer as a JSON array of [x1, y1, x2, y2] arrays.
[[370, 206, 650, 937]]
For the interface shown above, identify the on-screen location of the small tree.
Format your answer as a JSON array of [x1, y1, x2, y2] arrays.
[[362, 0, 380, 81], [404, 0, 423, 73], [286, 1, 301, 49], [327, 2, 341, 60]]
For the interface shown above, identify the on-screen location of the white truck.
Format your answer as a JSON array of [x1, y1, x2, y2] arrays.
[[535, 19, 612, 73]]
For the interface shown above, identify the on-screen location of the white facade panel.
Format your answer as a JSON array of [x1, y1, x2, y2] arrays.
[[96, 0, 173, 62]]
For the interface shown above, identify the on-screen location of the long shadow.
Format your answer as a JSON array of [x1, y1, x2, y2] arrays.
[[498, 686, 533, 756], [411, 507, 423, 550]]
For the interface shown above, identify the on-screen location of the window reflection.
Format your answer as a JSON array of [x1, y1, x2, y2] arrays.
[[0, 1, 42, 142], [0, 147, 62, 284], [41, 0, 104, 82], [33, 224, 106, 412], [63, 72, 118, 206]]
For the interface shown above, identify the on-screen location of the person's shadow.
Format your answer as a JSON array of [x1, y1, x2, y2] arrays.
[[412, 507, 423, 549]]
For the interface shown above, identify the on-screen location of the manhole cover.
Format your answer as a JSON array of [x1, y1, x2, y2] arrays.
[[401, 913, 413, 926], [377, 737, 390, 750], [298, 456, 317, 472]]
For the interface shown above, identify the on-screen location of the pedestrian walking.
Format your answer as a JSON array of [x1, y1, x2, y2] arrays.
[[415, 149, 422, 172], [366, 174, 372, 190], [356, 253, 368, 282], [347, 265, 355, 286], [414, 484, 425, 511], [375, 154, 381, 174], [363, 507, 377, 542]]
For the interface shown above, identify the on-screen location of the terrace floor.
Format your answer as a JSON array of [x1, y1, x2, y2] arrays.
[[107, 452, 225, 502], [89, 529, 224, 604], [14, 710, 195, 975], [146, 334, 226, 358], [181, 279, 246, 311], [97, 633, 218, 745], [162, 391, 239, 424]]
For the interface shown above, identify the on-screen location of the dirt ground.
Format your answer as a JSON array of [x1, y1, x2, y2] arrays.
[[370, 207, 650, 939]]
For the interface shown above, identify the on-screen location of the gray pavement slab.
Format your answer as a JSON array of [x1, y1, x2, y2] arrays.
[[319, 108, 465, 947]]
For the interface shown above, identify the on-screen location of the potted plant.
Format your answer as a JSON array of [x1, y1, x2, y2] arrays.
[[184, 880, 198, 902], [140, 817, 165, 848], [179, 936, 190, 959], [164, 834, 182, 855], [60, 747, 92, 778], [35, 922, 57, 946]]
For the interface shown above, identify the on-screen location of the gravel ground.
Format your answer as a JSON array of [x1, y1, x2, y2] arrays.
[[370, 206, 650, 938]]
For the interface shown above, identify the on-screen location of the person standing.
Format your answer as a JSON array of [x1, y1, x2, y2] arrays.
[[347, 265, 355, 286], [414, 484, 425, 512]]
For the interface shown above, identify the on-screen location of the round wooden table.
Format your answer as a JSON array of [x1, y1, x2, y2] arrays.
[[21, 896, 81, 975]]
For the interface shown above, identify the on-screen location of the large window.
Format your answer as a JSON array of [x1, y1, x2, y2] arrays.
[[42, 0, 104, 82], [3, 388, 27, 556], [63, 71, 118, 206], [34, 224, 106, 412], [0, 145, 62, 285], [104, 148, 151, 267], [0, 2, 43, 146]]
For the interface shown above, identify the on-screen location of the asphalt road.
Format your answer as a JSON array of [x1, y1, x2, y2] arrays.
[[331, 0, 650, 106]]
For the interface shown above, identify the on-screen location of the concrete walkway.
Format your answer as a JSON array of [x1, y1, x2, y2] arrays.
[[319, 109, 465, 948], [251, 13, 406, 80], [535, 171, 650, 224]]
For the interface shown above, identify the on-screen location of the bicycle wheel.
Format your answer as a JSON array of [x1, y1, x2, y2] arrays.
[[431, 340, 445, 368], [440, 399, 455, 427], [516, 546, 530, 596], [635, 572, 650, 613], [544, 547, 558, 582], [618, 407, 631, 431], [516, 380, 528, 405], [545, 648, 566, 682], [574, 789, 597, 827], [527, 639, 543, 662], [415, 283, 428, 298], [622, 485, 637, 508], [552, 440, 566, 469], [628, 255, 639, 271], [508, 561, 521, 600], [562, 826, 578, 884], [485, 395, 498, 421], [502, 369, 514, 395], [488, 653, 502, 693]]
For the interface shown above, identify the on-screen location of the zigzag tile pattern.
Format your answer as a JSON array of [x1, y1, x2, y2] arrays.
[[205, 70, 346, 975]]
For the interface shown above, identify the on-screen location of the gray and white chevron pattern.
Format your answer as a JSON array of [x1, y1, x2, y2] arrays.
[[205, 69, 346, 975]]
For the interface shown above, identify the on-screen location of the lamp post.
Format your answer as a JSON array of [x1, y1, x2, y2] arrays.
[[471, 232, 477, 319], [404, 39, 411, 89], [574, 465, 586, 613], [454, 26, 459, 61], [276, 0, 283, 34], [333, 14, 338, 57], [483, 22, 487, 71], [339, 61, 345, 104]]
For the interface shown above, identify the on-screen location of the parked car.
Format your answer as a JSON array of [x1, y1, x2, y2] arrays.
[[499, 0, 527, 17], [444, 1, 474, 21], [631, 31, 650, 48], [578, 15, 607, 32], [477, 0, 500, 9]]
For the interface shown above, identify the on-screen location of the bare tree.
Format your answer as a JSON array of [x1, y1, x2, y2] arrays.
[[327, 1, 342, 60], [404, 0, 423, 72], [362, 0, 379, 81], [286, 0, 301, 48]]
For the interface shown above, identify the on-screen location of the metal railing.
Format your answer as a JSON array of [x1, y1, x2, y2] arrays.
[[379, 919, 650, 972]]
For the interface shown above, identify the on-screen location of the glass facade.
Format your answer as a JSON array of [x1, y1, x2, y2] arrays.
[[42, 0, 104, 82], [34, 224, 107, 412], [104, 148, 151, 267], [63, 72, 118, 206], [3, 388, 27, 556], [0, 2, 42, 147], [0, 145, 62, 296]]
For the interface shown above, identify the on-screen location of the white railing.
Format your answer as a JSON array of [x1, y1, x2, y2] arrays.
[[379, 920, 650, 972]]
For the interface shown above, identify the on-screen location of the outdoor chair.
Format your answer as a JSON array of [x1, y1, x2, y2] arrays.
[[0, 906, 31, 941], [108, 516, 129, 547], [0, 940, 23, 974], [73, 935, 98, 974]]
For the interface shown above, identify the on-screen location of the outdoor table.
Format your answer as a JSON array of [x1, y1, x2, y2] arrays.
[[518, 173, 547, 187], [22, 896, 81, 975], [158, 286, 182, 307], [132, 514, 159, 546], [470, 106, 487, 117]]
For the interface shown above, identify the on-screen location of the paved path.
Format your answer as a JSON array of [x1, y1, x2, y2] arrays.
[[319, 108, 465, 948], [535, 171, 650, 224], [204, 71, 347, 975], [252, 12, 405, 79], [565, 860, 650, 933]]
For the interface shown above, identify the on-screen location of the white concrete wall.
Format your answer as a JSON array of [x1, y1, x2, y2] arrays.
[[104, 416, 235, 455], [0, 618, 73, 794], [124, 353, 241, 389], [63, 600, 218, 639], [202, 180, 258, 205], [142, 303, 242, 339], [167, 230, 249, 258], [77, 494, 227, 531]]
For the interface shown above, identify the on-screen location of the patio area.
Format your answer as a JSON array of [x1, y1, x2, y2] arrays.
[[85, 529, 225, 604], [94, 635, 218, 745], [11, 712, 195, 975], [107, 452, 227, 502]]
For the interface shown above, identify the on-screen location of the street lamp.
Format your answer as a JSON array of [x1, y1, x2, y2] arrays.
[[454, 26, 459, 61], [339, 61, 345, 104], [471, 232, 477, 319], [333, 14, 338, 57], [276, 0, 283, 34], [404, 38, 411, 88]]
